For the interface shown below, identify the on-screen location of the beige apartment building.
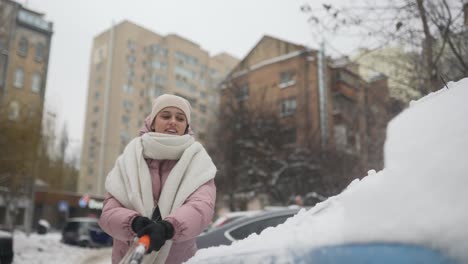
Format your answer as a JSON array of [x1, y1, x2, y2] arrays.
[[79, 20, 238, 195]]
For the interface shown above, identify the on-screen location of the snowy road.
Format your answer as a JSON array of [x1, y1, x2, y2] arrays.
[[13, 231, 112, 264], [80, 248, 112, 264]]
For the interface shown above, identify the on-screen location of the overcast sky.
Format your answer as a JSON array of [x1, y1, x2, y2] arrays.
[[22, 0, 364, 158]]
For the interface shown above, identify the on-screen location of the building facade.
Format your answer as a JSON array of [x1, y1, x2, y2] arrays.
[[79, 21, 238, 195], [219, 36, 390, 208], [0, 0, 53, 230]]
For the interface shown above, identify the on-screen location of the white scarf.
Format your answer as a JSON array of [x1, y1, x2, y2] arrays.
[[105, 132, 216, 264]]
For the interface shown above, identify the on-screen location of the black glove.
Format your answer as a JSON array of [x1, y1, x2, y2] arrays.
[[131, 216, 152, 234], [136, 220, 175, 253]]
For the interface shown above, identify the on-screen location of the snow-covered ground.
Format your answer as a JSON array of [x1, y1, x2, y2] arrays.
[[188, 78, 468, 264], [13, 231, 111, 264]]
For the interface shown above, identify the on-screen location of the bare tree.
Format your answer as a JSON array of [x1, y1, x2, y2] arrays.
[[0, 108, 42, 230], [300, 0, 468, 95], [217, 83, 362, 209]]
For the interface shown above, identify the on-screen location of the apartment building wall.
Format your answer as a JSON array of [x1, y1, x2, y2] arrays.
[[0, 1, 52, 123], [223, 36, 335, 149], [79, 21, 238, 195], [0, 0, 53, 230], [221, 35, 392, 184], [330, 67, 368, 170]]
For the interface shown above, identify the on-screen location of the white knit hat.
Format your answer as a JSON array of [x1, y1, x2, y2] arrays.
[[149, 94, 192, 124]]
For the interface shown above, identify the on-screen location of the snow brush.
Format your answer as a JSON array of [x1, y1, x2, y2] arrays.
[[120, 235, 151, 264]]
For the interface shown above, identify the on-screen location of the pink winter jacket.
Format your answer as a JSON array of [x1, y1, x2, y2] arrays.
[[98, 118, 216, 264]]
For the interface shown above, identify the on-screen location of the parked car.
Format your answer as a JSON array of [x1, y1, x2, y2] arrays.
[[197, 208, 299, 249], [61, 217, 112, 247], [200, 210, 262, 235], [0, 230, 13, 264]]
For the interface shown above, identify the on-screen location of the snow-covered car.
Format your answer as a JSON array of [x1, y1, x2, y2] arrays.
[[197, 208, 300, 249], [0, 229, 13, 264], [61, 217, 112, 248], [187, 79, 468, 264]]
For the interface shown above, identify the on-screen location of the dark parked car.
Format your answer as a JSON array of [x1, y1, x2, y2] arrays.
[[61, 217, 112, 247], [197, 208, 299, 249], [0, 230, 13, 264], [201, 210, 261, 235]]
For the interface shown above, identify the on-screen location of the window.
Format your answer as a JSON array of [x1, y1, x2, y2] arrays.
[[229, 215, 293, 240], [123, 84, 133, 94], [14, 68, 24, 88], [152, 75, 167, 86], [279, 98, 296, 116], [123, 100, 133, 112], [120, 131, 130, 146], [35, 42, 45, 61], [176, 79, 197, 93], [8, 101, 20, 120], [334, 124, 347, 150], [18, 37, 28, 56], [279, 71, 296, 88], [95, 91, 100, 100], [122, 115, 130, 126], [151, 60, 167, 70], [199, 104, 206, 113], [237, 84, 249, 101], [174, 51, 198, 66], [93, 106, 99, 113], [148, 87, 163, 98], [175, 66, 196, 80], [284, 128, 297, 144], [127, 39, 136, 50], [127, 55, 136, 65], [337, 71, 360, 89], [89, 146, 96, 159], [150, 44, 168, 57], [31, 72, 41, 93], [210, 68, 219, 78]]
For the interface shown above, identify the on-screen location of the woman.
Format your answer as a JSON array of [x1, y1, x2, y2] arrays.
[[99, 94, 216, 264]]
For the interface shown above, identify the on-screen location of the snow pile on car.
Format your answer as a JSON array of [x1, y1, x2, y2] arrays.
[[188, 77, 468, 263]]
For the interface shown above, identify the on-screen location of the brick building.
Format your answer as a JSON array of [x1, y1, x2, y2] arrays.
[[218, 36, 391, 208]]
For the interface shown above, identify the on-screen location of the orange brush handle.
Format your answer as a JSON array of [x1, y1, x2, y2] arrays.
[[138, 235, 151, 251]]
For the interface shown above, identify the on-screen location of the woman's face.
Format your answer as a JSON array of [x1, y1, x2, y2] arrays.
[[152, 107, 188, 135]]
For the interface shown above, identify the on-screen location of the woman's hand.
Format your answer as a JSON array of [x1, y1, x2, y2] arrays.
[[134, 218, 174, 253], [131, 216, 153, 234]]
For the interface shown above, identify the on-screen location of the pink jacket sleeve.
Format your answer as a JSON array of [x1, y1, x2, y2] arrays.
[[164, 179, 216, 242], [98, 193, 140, 242]]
